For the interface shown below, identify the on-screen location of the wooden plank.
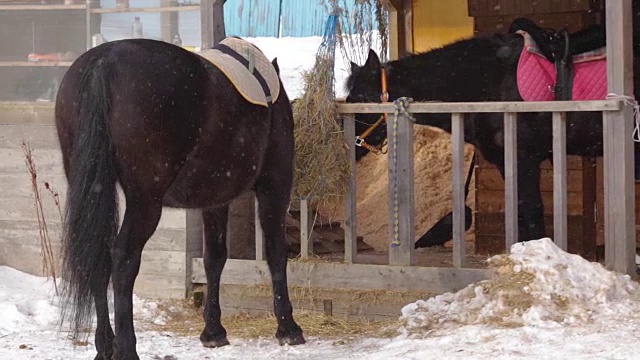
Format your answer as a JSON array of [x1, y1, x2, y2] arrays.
[[200, 0, 226, 50], [0, 61, 73, 67], [552, 111, 568, 251], [0, 102, 55, 125], [337, 100, 621, 114], [503, 112, 518, 249], [254, 195, 265, 261], [402, 0, 413, 55], [90, 5, 200, 14], [387, 106, 415, 266], [476, 189, 585, 216], [476, 165, 586, 192], [603, 0, 636, 276], [343, 114, 357, 263], [451, 113, 466, 267], [0, 4, 86, 10], [1, 124, 63, 150], [299, 198, 313, 258], [219, 284, 426, 321], [192, 259, 492, 294]]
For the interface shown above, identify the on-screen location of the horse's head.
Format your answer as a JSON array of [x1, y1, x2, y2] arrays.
[[345, 49, 389, 161]]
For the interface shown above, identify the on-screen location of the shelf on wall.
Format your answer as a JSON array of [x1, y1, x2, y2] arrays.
[[90, 5, 200, 14], [0, 4, 86, 10], [0, 61, 73, 67]]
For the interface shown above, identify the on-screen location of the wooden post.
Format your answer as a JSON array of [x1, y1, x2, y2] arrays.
[[503, 112, 518, 250], [343, 114, 358, 264], [451, 113, 466, 267], [300, 198, 313, 258], [201, 0, 226, 49], [254, 195, 265, 261], [387, 106, 415, 266], [160, 0, 179, 42], [603, 0, 636, 276], [552, 111, 568, 251], [185, 209, 204, 295]]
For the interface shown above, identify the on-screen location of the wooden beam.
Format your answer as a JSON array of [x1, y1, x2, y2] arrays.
[[343, 114, 358, 263], [552, 111, 568, 251], [381, 0, 403, 10], [451, 113, 466, 267], [504, 112, 518, 249], [299, 198, 313, 258], [402, 0, 413, 54], [338, 100, 622, 114], [387, 105, 415, 266], [201, 0, 226, 49], [160, 0, 179, 43], [254, 196, 265, 261], [603, 0, 636, 276], [191, 259, 492, 294], [185, 209, 204, 295]]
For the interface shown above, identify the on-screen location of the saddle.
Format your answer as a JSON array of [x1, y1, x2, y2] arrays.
[[197, 37, 280, 108], [509, 18, 607, 101]]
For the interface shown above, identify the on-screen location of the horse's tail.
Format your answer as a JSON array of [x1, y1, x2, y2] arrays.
[[59, 56, 119, 340]]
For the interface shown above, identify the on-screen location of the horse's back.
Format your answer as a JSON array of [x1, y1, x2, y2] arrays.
[[56, 38, 278, 207]]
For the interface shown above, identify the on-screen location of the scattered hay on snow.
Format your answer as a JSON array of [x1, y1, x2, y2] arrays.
[[399, 238, 640, 337]]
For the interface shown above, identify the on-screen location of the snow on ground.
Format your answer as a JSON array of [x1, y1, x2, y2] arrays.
[[2, 238, 640, 359]]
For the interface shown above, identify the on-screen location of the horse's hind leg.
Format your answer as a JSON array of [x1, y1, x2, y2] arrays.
[[199, 206, 230, 348], [111, 196, 163, 360], [254, 182, 305, 345], [93, 263, 114, 360]]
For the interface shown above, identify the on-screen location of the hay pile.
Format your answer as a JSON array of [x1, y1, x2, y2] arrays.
[[397, 238, 640, 338], [291, 57, 349, 205], [318, 126, 477, 251]]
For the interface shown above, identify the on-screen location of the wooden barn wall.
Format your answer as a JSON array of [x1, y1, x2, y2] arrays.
[[0, 106, 196, 299], [411, 0, 475, 52]]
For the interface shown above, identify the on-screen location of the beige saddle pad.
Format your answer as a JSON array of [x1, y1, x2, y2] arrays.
[[197, 37, 280, 107]]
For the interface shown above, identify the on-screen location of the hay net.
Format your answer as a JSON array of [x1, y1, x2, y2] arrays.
[[291, 1, 388, 207], [398, 238, 640, 338]]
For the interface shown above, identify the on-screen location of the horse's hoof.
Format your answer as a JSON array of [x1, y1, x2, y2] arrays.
[[112, 351, 139, 360], [201, 337, 230, 348], [277, 331, 306, 346]]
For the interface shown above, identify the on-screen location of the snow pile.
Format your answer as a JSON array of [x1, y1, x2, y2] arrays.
[[399, 238, 640, 337], [0, 265, 172, 337], [0, 267, 60, 336]]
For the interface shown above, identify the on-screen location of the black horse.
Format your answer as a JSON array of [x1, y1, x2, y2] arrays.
[[345, 20, 640, 246], [55, 38, 305, 359]]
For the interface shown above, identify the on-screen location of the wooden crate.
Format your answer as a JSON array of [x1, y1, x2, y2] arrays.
[[474, 152, 597, 260]]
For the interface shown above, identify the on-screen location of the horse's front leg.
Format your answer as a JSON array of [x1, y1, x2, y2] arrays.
[[199, 206, 230, 347]]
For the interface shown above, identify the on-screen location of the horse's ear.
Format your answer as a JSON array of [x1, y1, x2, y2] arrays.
[[350, 61, 359, 73], [364, 49, 381, 69], [271, 57, 280, 75]]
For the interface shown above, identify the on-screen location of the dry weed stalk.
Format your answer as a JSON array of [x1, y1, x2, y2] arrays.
[[22, 140, 59, 294]]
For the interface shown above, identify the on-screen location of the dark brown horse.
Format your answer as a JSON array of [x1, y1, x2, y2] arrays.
[[345, 19, 640, 247], [55, 38, 304, 359]]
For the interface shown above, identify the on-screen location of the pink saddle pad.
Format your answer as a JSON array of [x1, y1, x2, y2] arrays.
[[516, 30, 607, 101]]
